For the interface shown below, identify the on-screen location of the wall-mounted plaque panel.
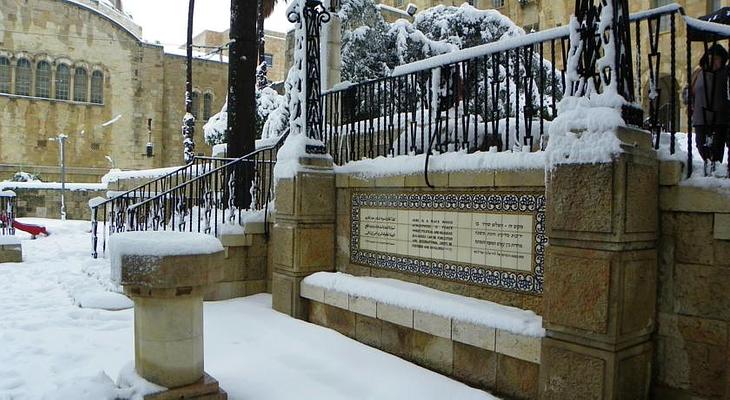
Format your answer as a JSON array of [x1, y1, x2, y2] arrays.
[[351, 191, 546, 294]]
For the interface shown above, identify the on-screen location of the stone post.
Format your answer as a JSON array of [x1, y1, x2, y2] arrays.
[[323, 15, 341, 90], [112, 232, 227, 399], [271, 156, 336, 319], [539, 127, 658, 399]]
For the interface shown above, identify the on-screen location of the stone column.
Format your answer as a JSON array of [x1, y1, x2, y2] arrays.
[[271, 156, 336, 319], [539, 127, 659, 399], [324, 16, 341, 91], [113, 232, 227, 399]]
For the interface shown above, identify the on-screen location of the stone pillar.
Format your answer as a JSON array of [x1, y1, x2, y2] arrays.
[[271, 157, 336, 319], [113, 232, 227, 399], [539, 127, 658, 399], [324, 16, 341, 90]]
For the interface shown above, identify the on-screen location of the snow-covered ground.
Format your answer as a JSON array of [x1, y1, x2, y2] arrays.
[[0, 218, 497, 400]]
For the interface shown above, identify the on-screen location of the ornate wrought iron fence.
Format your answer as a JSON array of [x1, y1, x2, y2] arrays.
[[91, 156, 232, 258], [0, 191, 16, 236], [120, 132, 287, 249], [320, 5, 728, 174]]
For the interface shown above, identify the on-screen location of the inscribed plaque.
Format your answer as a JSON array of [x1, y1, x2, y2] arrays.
[[351, 191, 546, 294]]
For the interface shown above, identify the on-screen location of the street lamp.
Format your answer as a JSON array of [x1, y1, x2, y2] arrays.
[[48, 133, 68, 221]]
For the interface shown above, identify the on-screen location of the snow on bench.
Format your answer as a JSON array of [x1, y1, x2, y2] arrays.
[[0, 235, 20, 245], [301, 272, 543, 364]]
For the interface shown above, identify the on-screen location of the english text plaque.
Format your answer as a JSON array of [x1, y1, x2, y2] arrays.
[[351, 191, 546, 294]]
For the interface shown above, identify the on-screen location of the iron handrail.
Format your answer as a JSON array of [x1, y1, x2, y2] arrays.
[[124, 131, 288, 238]]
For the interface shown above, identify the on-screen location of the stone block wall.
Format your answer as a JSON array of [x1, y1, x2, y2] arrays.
[[307, 300, 540, 400], [654, 167, 730, 399], [12, 187, 106, 220], [334, 169, 546, 315], [204, 229, 270, 301]]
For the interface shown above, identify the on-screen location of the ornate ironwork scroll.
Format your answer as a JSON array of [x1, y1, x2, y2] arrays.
[[289, 0, 330, 153], [572, 0, 643, 126]]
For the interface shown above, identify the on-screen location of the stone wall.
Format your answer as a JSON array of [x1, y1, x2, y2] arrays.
[[0, 0, 227, 173], [653, 162, 730, 399], [308, 300, 540, 400], [12, 187, 106, 220], [335, 169, 546, 315]]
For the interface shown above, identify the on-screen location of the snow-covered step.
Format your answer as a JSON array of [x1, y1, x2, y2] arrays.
[[301, 272, 543, 364]]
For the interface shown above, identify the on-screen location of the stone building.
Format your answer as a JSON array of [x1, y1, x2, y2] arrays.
[[0, 0, 229, 182], [191, 28, 288, 84]]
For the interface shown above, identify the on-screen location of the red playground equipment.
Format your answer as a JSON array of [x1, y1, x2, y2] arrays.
[[0, 216, 48, 238]]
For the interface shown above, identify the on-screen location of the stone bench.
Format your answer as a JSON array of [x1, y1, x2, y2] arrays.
[[300, 272, 543, 364], [111, 231, 227, 399], [0, 235, 22, 263]]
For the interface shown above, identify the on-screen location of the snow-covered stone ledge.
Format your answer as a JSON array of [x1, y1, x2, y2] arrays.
[[334, 150, 546, 187], [334, 152, 545, 189], [301, 272, 543, 364]]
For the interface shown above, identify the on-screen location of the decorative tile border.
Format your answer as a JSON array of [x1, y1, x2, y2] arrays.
[[350, 190, 546, 295]]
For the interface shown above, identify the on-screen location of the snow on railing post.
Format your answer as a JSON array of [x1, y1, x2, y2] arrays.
[[287, 0, 330, 154], [569, 0, 642, 125]]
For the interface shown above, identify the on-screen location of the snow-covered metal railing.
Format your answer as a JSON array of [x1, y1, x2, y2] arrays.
[[90, 156, 233, 258], [121, 131, 288, 249], [321, 4, 730, 178], [0, 190, 16, 236]]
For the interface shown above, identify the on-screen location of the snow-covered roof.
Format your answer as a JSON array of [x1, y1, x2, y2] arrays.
[[62, 0, 143, 41], [162, 45, 229, 63]]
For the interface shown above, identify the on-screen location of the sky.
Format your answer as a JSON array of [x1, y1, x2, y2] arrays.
[[122, 0, 293, 47]]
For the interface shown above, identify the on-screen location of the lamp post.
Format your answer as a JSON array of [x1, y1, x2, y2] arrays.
[[48, 133, 68, 221]]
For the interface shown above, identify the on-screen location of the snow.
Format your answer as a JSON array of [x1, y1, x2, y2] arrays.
[[53, 363, 165, 400], [63, 0, 143, 40], [101, 114, 123, 127], [0, 218, 498, 400], [392, 24, 566, 76], [101, 167, 183, 184], [335, 148, 545, 178], [76, 291, 134, 311], [203, 101, 228, 146], [305, 272, 544, 337], [109, 231, 223, 282], [0, 235, 20, 245], [544, 96, 626, 166], [629, 3, 682, 22], [218, 209, 267, 235], [212, 143, 228, 158], [0, 181, 107, 191], [0, 190, 16, 197], [684, 15, 730, 38], [376, 3, 412, 18], [162, 45, 230, 63], [543, 2, 631, 167], [656, 131, 730, 194], [273, 132, 332, 180], [89, 196, 107, 209]]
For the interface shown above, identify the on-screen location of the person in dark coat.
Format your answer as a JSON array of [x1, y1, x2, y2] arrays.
[[691, 43, 730, 176]]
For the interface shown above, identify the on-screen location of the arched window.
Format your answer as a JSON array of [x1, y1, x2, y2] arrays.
[[0, 57, 10, 93], [90, 70, 104, 104], [35, 61, 51, 98], [73, 67, 88, 102], [191, 91, 200, 119], [203, 93, 213, 121], [15, 59, 31, 96], [56, 64, 70, 100]]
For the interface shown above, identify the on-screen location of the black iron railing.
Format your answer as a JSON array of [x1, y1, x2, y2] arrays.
[[118, 132, 287, 251], [0, 191, 16, 236], [91, 156, 232, 258], [320, 4, 730, 177]]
